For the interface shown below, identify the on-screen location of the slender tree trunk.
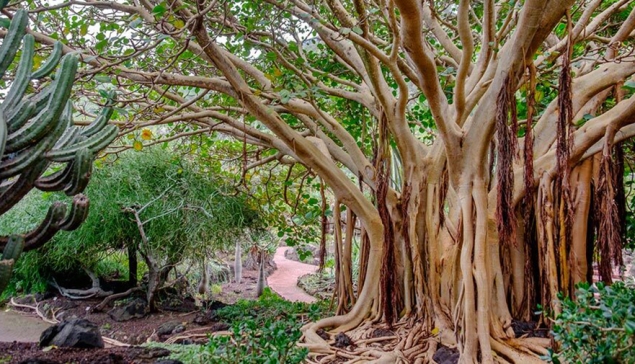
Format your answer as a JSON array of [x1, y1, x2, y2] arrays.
[[128, 243, 138, 288]]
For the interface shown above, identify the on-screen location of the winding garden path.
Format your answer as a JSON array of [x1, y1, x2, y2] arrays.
[[0, 309, 50, 342], [268, 246, 318, 303]]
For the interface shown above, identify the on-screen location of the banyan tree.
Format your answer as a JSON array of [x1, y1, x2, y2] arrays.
[[6, 0, 635, 362]]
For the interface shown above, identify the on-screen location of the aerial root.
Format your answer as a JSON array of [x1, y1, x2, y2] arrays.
[[302, 318, 436, 363]]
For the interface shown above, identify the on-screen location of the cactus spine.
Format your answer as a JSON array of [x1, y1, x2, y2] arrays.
[[0, 7, 117, 294]]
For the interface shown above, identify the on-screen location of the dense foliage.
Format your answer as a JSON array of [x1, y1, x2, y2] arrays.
[[0, 147, 260, 295], [548, 281, 635, 364], [147, 288, 332, 363]]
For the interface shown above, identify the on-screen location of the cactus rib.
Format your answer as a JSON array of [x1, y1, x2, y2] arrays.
[[34, 162, 74, 191], [31, 41, 63, 80], [7, 100, 36, 133], [0, 9, 28, 78], [23, 202, 66, 251], [0, 160, 47, 215], [4, 55, 77, 153], [58, 194, 89, 231], [64, 148, 92, 196], [1, 33, 34, 112], [45, 124, 117, 162]]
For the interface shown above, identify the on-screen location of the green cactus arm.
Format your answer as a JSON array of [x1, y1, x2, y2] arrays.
[[45, 124, 117, 162], [81, 105, 115, 138], [0, 103, 67, 180], [0, 112, 6, 158], [22, 201, 67, 251], [31, 41, 63, 80], [63, 148, 92, 196], [5, 106, 61, 153], [54, 126, 82, 149], [58, 194, 89, 231], [0, 9, 27, 78], [0, 160, 47, 215], [0, 111, 66, 180], [6, 100, 36, 133], [0, 179, 11, 194], [29, 87, 52, 115], [0, 139, 50, 179], [34, 161, 74, 191], [1, 33, 33, 112], [2, 234, 24, 261], [4, 55, 77, 153]]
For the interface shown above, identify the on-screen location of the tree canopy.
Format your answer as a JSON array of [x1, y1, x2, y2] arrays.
[[1, 0, 635, 362]]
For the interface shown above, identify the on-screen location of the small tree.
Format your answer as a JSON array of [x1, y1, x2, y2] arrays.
[[2, 147, 261, 310]]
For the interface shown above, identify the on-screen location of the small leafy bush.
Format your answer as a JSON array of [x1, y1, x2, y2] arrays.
[[146, 289, 331, 363], [547, 281, 635, 364], [205, 288, 331, 363]]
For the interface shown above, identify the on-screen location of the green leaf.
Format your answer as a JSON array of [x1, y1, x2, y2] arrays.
[[152, 5, 166, 17], [340, 27, 351, 35], [265, 51, 277, 61], [352, 26, 363, 35], [0, 17, 10, 29], [94, 75, 111, 83]]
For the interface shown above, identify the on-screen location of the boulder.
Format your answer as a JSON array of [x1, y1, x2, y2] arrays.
[[39, 318, 104, 349], [157, 321, 180, 336], [432, 345, 459, 364], [108, 298, 147, 322]]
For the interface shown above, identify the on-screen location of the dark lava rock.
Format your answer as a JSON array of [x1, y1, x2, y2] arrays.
[[173, 325, 185, 334], [157, 321, 180, 336], [432, 345, 459, 364], [154, 360, 184, 364], [333, 332, 353, 348], [201, 300, 228, 311], [209, 322, 229, 332], [193, 314, 211, 326], [39, 318, 104, 349], [511, 320, 549, 338], [108, 298, 147, 322], [135, 347, 171, 360]]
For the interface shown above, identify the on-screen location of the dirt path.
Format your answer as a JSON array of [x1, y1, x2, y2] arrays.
[[0, 309, 50, 342], [268, 247, 318, 303]]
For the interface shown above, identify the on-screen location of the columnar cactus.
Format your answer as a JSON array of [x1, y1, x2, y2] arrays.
[[0, 8, 117, 293]]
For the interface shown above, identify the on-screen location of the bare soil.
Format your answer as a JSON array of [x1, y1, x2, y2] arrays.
[[0, 267, 265, 363], [0, 342, 173, 364]]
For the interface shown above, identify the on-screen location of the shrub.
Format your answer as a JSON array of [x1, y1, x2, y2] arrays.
[[145, 289, 332, 363], [547, 281, 635, 364]]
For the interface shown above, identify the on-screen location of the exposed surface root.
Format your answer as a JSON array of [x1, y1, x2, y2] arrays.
[[302, 319, 434, 363], [302, 317, 552, 363]]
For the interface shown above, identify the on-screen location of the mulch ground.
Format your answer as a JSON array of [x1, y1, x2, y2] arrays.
[[0, 342, 174, 364], [0, 266, 271, 364]]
